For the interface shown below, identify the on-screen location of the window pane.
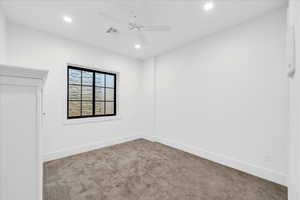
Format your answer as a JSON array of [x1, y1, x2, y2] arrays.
[[69, 69, 81, 84], [82, 71, 93, 85], [82, 101, 93, 116], [69, 101, 81, 117], [95, 87, 104, 101], [105, 102, 115, 115], [106, 74, 115, 88], [95, 102, 105, 115], [69, 85, 81, 100], [95, 73, 104, 87], [82, 86, 93, 100], [105, 88, 114, 101]]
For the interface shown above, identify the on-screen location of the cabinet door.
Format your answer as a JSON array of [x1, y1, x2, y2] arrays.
[[0, 85, 39, 200]]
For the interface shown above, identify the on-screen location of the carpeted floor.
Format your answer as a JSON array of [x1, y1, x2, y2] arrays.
[[44, 139, 287, 200]]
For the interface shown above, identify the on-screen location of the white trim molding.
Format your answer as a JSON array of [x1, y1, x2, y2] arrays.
[[145, 136, 288, 186], [44, 134, 145, 162], [0, 64, 48, 81], [44, 134, 287, 186]]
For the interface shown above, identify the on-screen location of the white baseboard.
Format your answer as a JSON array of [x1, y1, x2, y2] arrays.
[[44, 134, 287, 186], [43, 134, 145, 162], [146, 136, 287, 186]]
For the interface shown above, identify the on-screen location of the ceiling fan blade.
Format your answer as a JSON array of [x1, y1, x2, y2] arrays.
[[141, 25, 172, 32]]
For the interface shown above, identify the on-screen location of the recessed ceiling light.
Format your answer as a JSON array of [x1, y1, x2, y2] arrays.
[[203, 1, 214, 11], [63, 15, 73, 23], [134, 44, 141, 50]]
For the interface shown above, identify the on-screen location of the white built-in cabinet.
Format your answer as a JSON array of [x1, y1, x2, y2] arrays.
[[0, 65, 48, 200]]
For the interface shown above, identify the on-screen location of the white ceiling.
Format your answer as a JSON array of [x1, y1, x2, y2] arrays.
[[0, 0, 287, 60]]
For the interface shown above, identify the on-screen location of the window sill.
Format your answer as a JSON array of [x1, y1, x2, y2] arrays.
[[63, 115, 121, 125]]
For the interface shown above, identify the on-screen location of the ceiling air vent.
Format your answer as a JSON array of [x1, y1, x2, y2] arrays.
[[106, 27, 119, 34]]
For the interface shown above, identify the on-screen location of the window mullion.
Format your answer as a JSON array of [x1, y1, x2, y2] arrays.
[[114, 74, 116, 115], [80, 70, 83, 116], [93, 72, 95, 116], [104, 74, 106, 115], [67, 67, 70, 118]]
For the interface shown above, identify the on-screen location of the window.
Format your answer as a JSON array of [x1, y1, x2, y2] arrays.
[[67, 66, 117, 119]]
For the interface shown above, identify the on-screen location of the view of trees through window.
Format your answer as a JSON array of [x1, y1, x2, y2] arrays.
[[67, 66, 117, 118]]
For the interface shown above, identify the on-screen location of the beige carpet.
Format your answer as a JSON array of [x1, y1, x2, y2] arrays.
[[44, 139, 287, 200]]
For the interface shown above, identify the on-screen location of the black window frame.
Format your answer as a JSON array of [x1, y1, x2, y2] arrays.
[[67, 65, 117, 119]]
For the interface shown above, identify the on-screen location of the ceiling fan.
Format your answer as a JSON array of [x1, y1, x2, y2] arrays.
[[128, 22, 171, 32], [99, 11, 171, 33]]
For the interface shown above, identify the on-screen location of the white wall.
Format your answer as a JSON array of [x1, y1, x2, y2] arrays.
[[288, 1, 300, 199], [6, 22, 145, 160], [140, 58, 156, 136], [0, 8, 7, 63], [143, 9, 288, 185]]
